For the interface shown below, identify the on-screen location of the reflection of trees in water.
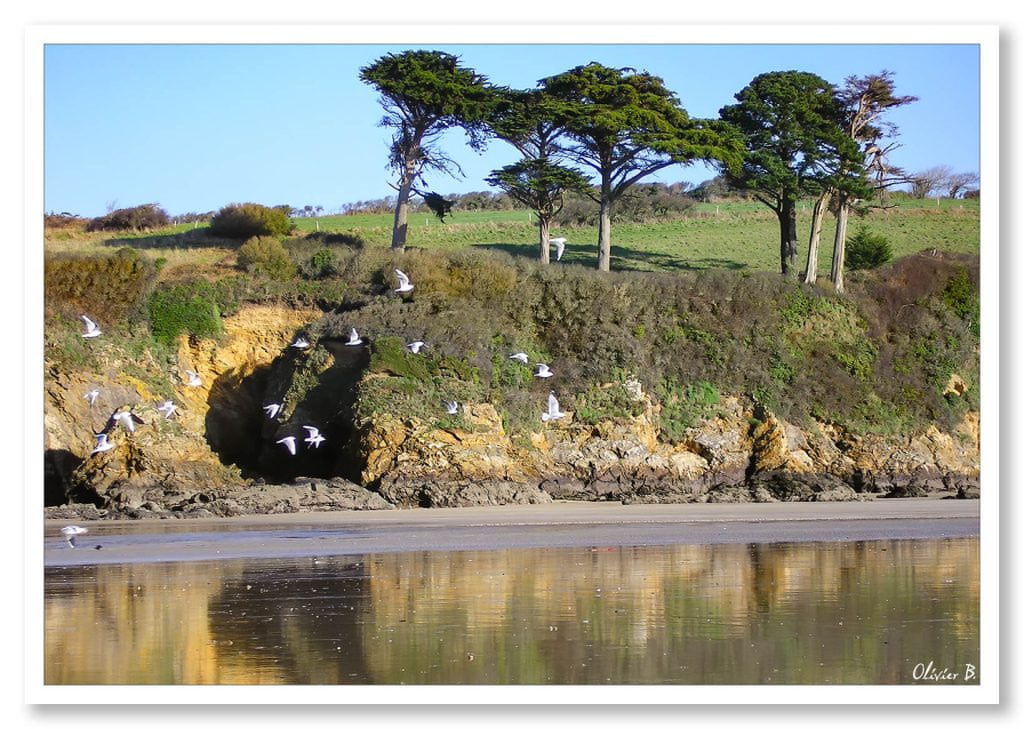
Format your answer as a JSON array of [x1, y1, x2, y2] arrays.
[[44, 539, 979, 685]]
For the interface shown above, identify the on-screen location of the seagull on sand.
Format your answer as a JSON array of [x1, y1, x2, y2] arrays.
[[61, 525, 88, 549], [185, 370, 202, 387], [406, 340, 427, 354], [276, 436, 297, 455], [394, 269, 414, 294], [263, 403, 282, 419], [81, 315, 102, 338], [345, 328, 364, 346], [156, 400, 177, 419], [84, 389, 100, 406], [91, 432, 114, 455], [541, 391, 566, 422], [444, 400, 458, 415], [112, 409, 144, 433], [290, 336, 310, 349], [303, 426, 326, 448], [509, 352, 529, 364], [535, 363, 554, 378], [550, 237, 567, 262]]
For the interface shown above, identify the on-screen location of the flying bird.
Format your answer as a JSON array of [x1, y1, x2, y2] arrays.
[[156, 400, 177, 419], [290, 336, 310, 349], [406, 341, 427, 354], [61, 525, 88, 549], [550, 237, 567, 261], [345, 328, 364, 346], [84, 389, 100, 406], [91, 432, 114, 455], [535, 363, 553, 378], [444, 400, 458, 415], [112, 410, 144, 433], [276, 436, 297, 455], [263, 403, 282, 419], [81, 315, 101, 338], [541, 391, 566, 422], [185, 370, 202, 387], [303, 426, 326, 448], [509, 352, 529, 364], [394, 269, 414, 293]]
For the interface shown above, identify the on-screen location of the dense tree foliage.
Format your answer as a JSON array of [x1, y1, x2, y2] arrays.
[[85, 203, 170, 232]]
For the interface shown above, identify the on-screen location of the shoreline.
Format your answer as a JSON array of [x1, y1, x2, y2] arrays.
[[44, 498, 980, 567]]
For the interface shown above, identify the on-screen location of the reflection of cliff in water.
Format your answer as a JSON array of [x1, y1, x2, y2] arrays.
[[44, 539, 980, 685]]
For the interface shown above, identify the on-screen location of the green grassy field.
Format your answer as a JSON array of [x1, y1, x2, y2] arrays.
[[45, 197, 980, 278]]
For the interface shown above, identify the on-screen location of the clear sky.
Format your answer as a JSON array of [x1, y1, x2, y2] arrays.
[[43, 42, 981, 218]]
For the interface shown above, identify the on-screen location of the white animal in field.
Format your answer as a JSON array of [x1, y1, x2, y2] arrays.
[[394, 269, 414, 293], [61, 525, 88, 548], [535, 363, 553, 378], [303, 426, 326, 448], [345, 328, 364, 346], [91, 432, 114, 455], [81, 315, 101, 338], [549, 237, 567, 261], [276, 436, 297, 455], [509, 352, 529, 364], [541, 391, 565, 422]]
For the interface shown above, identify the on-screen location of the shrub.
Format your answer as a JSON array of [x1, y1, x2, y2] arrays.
[[147, 281, 222, 345], [298, 248, 339, 280], [845, 227, 894, 270], [44, 249, 155, 326], [942, 267, 980, 336], [236, 237, 295, 280], [85, 203, 170, 232], [209, 203, 293, 240]]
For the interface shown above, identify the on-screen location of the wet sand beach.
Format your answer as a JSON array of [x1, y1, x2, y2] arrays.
[[43, 498, 980, 567]]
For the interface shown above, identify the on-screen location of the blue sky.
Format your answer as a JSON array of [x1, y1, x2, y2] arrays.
[[43, 42, 981, 218]]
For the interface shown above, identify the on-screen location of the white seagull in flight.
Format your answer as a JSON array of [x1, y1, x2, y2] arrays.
[[81, 315, 102, 338], [112, 410, 144, 432], [550, 237, 567, 261], [185, 370, 202, 387], [444, 400, 458, 415], [276, 436, 297, 455], [91, 432, 114, 455], [509, 352, 529, 364], [61, 525, 88, 549], [84, 389, 100, 406], [290, 336, 310, 349], [541, 391, 566, 422], [406, 341, 427, 354], [535, 363, 553, 378], [345, 328, 364, 346], [303, 426, 326, 448], [394, 269, 414, 293], [263, 403, 282, 419], [156, 400, 177, 419]]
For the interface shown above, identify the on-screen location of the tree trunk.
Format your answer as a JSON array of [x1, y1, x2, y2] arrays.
[[777, 192, 799, 276], [802, 190, 832, 284], [538, 215, 551, 265], [830, 200, 850, 293], [597, 177, 613, 272], [390, 166, 414, 251]]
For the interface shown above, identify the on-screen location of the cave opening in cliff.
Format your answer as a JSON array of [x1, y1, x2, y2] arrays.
[[204, 341, 369, 485]]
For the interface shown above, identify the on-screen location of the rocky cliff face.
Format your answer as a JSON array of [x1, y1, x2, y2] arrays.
[[43, 303, 981, 519]]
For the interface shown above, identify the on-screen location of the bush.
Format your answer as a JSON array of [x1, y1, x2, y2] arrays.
[[209, 203, 293, 240], [147, 281, 222, 345], [845, 227, 893, 270], [236, 237, 295, 280], [44, 248, 155, 326], [298, 248, 339, 280], [85, 203, 170, 232]]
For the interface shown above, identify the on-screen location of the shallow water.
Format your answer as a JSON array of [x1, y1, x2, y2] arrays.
[[44, 537, 979, 685]]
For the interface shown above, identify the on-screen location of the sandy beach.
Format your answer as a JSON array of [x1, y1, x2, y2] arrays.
[[43, 497, 980, 567]]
